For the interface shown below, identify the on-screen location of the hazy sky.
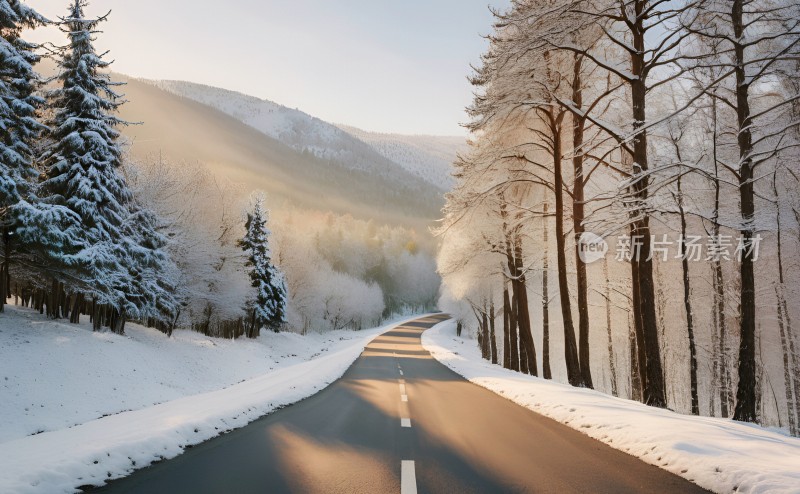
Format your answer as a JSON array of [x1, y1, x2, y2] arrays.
[[26, 0, 510, 136]]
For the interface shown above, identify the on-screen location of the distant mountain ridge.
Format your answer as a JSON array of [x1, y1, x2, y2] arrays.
[[102, 74, 447, 238], [143, 80, 463, 190], [336, 125, 463, 190]]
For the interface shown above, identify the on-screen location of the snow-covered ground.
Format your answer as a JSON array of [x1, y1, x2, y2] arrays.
[[422, 319, 800, 494], [0, 306, 427, 493]]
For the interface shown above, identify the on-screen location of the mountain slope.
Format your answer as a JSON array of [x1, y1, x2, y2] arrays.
[[143, 80, 465, 190], [337, 125, 464, 190], [113, 76, 444, 232]]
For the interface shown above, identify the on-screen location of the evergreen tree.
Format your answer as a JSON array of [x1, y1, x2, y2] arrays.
[[118, 203, 181, 333], [31, 1, 177, 331], [0, 0, 47, 311], [36, 0, 128, 321], [239, 196, 287, 335]]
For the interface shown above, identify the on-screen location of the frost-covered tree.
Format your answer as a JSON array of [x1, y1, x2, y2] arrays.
[[0, 0, 46, 311], [686, 0, 800, 424], [240, 195, 287, 334], [115, 203, 181, 332], [126, 158, 255, 335], [438, 0, 800, 432]]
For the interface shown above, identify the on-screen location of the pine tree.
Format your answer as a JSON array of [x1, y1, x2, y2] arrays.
[[36, 0, 129, 322], [0, 0, 47, 311], [239, 196, 287, 335], [31, 1, 178, 332], [119, 203, 181, 333]]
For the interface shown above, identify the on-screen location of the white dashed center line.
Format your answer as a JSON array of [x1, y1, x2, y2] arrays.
[[401, 460, 417, 494], [397, 341, 415, 491]]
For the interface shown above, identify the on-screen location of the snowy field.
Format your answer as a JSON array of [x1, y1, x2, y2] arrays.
[[422, 320, 800, 494], [0, 306, 427, 493]]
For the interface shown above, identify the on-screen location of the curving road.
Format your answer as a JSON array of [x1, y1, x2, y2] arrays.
[[93, 314, 707, 493]]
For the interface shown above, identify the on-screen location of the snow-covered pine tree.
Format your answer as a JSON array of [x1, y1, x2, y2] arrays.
[[33, 1, 177, 332], [0, 0, 47, 311], [37, 0, 129, 326], [239, 196, 286, 336], [118, 203, 181, 334]]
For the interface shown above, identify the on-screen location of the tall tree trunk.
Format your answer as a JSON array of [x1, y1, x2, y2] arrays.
[[476, 315, 484, 357], [630, 243, 647, 401], [542, 204, 552, 380], [92, 298, 101, 331], [773, 172, 798, 435], [515, 235, 538, 377], [502, 202, 520, 373], [709, 292, 719, 417], [571, 53, 593, 389], [0, 264, 5, 313], [478, 307, 486, 359], [628, 5, 666, 408], [509, 284, 520, 372], [481, 309, 489, 360], [629, 308, 642, 402], [503, 281, 512, 370], [708, 93, 729, 417], [731, 0, 757, 422], [677, 176, 699, 415], [550, 112, 581, 386], [49, 278, 60, 319], [603, 256, 618, 396], [786, 302, 800, 434], [113, 309, 126, 335], [777, 287, 797, 435], [70, 293, 82, 324], [0, 227, 9, 313], [517, 290, 529, 375], [490, 300, 498, 364]]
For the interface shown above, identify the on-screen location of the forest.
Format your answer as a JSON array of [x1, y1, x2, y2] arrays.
[[0, 1, 440, 341], [437, 0, 800, 434]]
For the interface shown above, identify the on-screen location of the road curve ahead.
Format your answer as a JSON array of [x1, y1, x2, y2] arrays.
[[93, 314, 707, 494]]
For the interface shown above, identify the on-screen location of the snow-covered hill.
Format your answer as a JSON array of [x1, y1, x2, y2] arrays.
[[338, 125, 465, 190], [111, 76, 445, 234], [142, 80, 462, 190]]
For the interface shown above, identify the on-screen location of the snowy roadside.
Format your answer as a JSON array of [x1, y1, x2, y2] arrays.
[[0, 308, 432, 493], [422, 319, 800, 494]]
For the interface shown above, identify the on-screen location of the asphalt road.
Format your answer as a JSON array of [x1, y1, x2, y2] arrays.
[[93, 314, 708, 494]]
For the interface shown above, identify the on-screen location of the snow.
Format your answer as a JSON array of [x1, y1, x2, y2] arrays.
[[0, 305, 431, 493], [145, 80, 389, 174], [140, 79, 461, 191], [422, 319, 800, 494], [337, 125, 465, 189]]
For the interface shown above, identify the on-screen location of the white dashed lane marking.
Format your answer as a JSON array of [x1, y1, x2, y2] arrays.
[[401, 460, 417, 494], [397, 349, 414, 494]]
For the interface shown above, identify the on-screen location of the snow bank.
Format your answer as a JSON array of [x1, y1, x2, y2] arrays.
[[422, 320, 800, 494], [0, 307, 430, 493]]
